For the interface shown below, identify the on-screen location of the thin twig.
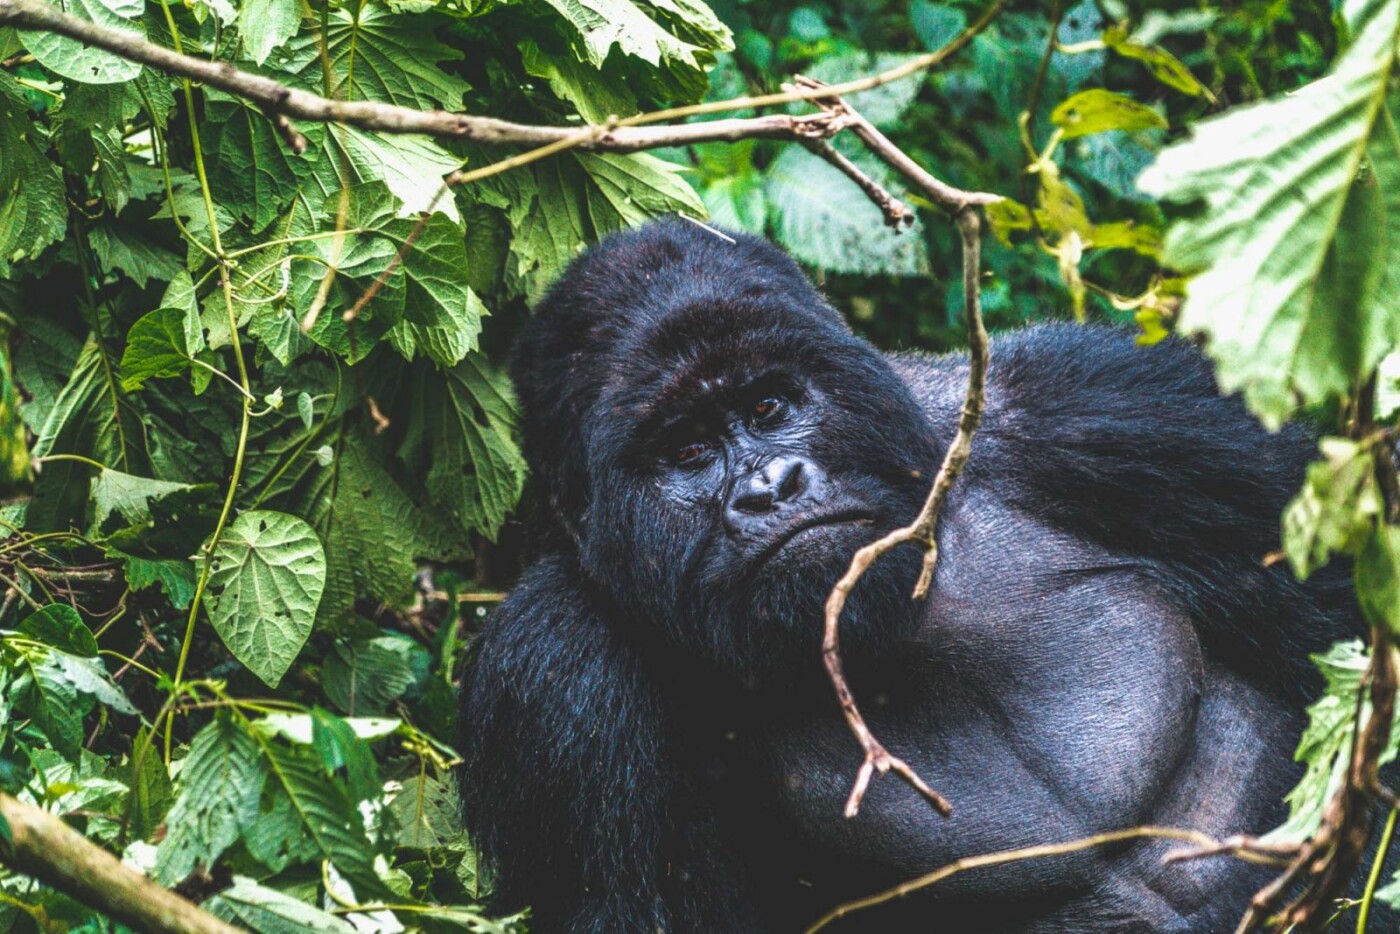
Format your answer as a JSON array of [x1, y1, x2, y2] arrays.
[[807, 826, 1247, 933], [797, 135, 913, 229], [820, 207, 988, 819]]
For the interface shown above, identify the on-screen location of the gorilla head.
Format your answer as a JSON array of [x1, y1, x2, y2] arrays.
[[511, 220, 940, 674]]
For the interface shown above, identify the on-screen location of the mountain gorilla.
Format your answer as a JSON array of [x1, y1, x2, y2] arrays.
[[458, 220, 1364, 932]]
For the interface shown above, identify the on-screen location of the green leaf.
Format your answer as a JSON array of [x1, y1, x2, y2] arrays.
[[0, 75, 67, 276], [17, 605, 97, 657], [520, 38, 638, 123], [1050, 89, 1167, 139], [1137, 0, 1400, 427], [398, 355, 526, 541], [1102, 24, 1208, 98], [389, 772, 458, 849], [90, 467, 200, 533], [203, 510, 327, 688], [15, 654, 87, 758], [294, 434, 472, 625], [1357, 525, 1400, 633], [205, 876, 357, 933], [383, 212, 486, 367], [765, 146, 930, 277], [1270, 640, 1400, 842], [322, 635, 420, 715], [311, 708, 379, 805], [240, 0, 301, 65], [117, 553, 198, 609], [19, 0, 145, 84], [308, 124, 461, 221], [204, 95, 317, 233], [574, 151, 706, 231], [256, 738, 394, 900], [1282, 438, 1382, 578], [155, 716, 266, 884], [538, 0, 732, 101], [50, 651, 137, 714], [276, 2, 470, 110], [120, 726, 173, 842], [120, 307, 200, 392]]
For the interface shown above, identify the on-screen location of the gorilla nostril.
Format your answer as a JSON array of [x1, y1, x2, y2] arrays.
[[775, 457, 805, 502]]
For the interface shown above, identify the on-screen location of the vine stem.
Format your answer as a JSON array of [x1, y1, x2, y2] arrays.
[[157, 0, 255, 764], [1357, 804, 1398, 932]]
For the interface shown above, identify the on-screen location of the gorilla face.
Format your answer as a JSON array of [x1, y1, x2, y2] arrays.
[[514, 221, 942, 674]]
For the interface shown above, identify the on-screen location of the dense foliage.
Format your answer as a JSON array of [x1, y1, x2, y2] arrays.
[[0, 0, 1398, 929]]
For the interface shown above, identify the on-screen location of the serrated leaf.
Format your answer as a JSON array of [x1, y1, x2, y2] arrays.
[[205, 876, 357, 933], [17, 605, 97, 657], [539, 0, 731, 100], [257, 738, 394, 900], [19, 0, 145, 84], [765, 146, 930, 277], [121, 726, 173, 842], [308, 124, 460, 221], [1137, 0, 1400, 427], [389, 772, 458, 849], [0, 75, 67, 276], [574, 151, 705, 230], [204, 96, 317, 232], [119, 308, 196, 391], [116, 553, 198, 609], [1282, 439, 1383, 578], [520, 38, 638, 123], [50, 651, 137, 714], [1357, 525, 1400, 633], [311, 708, 379, 805], [1270, 640, 1400, 843], [276, 2, 469, 110], [294, 435, 471, 625], [16, 654, 87, 759], [322, 635, 420, 715], [1050, 89, 1167, 139], [90, 467, 201, 535], [398, 355, 525, 541], [155, 716, 267, 884], [240, 0, 301, 65], [203, 510, 327, 688]]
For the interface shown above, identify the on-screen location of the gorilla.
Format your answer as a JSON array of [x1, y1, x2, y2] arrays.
[[458, 219, 1366, 932]]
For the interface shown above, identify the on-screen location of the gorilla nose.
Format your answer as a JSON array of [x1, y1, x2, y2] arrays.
[[730, 455, 810, 515]]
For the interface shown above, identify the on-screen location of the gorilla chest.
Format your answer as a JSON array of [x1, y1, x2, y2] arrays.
[[720, 569, 1207, 902]]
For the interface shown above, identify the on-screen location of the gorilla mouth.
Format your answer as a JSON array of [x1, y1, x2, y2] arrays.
[[753, 510, 877, 570]]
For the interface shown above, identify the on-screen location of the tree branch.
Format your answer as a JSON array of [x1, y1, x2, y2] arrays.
[[0, 792, 241, 934]]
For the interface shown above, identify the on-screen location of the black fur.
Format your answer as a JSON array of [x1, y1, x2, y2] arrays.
[[459, 220, 1367, 932]]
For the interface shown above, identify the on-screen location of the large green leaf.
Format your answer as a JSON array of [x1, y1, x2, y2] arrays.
[[239, 0, 301, 65], [322, 634, 421, 715], [766, 146, 930, 277], [308, 125, 461, 221], [155, 716, 267, 883], [205, 876, 357, 933], [398, 355, 526, 541], [1138, 0, 1400, 427], [388, 772, 459, 849], [0, 76, 67, 277], [203, 510, 327, 688], [19, 0, 145, 84], [1281, 438, 1383, 579], [17, 605, 97, 657], [276, 2, 470, 110], [204, 96, 318, 233], [89, 467, 201, 533]]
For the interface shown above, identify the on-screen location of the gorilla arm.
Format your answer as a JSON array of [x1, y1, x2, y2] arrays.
[[457, 554, 755, 932]]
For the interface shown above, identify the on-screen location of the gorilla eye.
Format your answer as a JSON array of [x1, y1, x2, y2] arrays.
[[751, 397, 784, 423], [674, 440, 710, 465]]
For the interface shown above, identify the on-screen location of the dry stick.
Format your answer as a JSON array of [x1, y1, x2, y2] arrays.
[[0, 0, 1000, 151], [0, 793, 242, 934], [820, 208, 989, 820], [807, 826, 1255, 933]]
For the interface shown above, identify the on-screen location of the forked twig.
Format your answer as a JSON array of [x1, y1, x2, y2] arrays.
[[821, 208, 988, 818]]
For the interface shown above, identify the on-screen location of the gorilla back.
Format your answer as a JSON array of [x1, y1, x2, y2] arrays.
[[458, 219, 1366, 932]]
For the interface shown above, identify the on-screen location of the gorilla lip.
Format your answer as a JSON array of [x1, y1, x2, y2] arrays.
[[754, 510, 876, 568]]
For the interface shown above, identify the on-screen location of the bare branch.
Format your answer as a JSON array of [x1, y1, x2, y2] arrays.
[[807, 826, 1246, 933], [820, 207, 988, 818], [0, 0, 991, 152], [0, 792, 242, 934]]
